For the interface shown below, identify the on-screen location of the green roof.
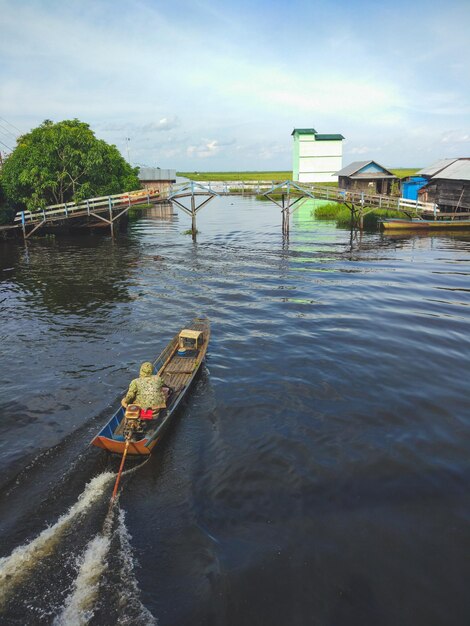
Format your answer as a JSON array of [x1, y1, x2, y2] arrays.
[[314, 133, 344, 141], [291, 129, 344, 140], [291, 128, 317, 135]]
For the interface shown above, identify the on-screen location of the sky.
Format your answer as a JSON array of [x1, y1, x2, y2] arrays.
[[0, 0, 469, 171]]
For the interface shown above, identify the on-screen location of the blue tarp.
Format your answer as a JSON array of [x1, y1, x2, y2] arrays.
[[402, 176, 427, 201]]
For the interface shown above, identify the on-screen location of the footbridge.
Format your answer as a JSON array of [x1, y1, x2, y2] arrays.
[[10, 188, 160, 239], [167, 179, 438, 236], [2, 180, 437, 240]]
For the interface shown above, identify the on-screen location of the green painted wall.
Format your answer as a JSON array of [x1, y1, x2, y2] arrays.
[[293, 134, 300, 180]]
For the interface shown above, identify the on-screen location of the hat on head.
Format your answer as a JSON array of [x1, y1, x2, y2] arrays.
[[140, 362, 154, 377]]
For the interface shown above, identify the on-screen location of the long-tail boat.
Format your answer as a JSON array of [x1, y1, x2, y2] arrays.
[[380, 218, 470, 230], [91, 316, 210, 457]]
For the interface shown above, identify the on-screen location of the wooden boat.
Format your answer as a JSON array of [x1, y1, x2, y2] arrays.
[[380, 218, 470, 230], [91, 316, 210, 456]]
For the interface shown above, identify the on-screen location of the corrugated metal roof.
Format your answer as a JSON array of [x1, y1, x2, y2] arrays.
[[336, 161, 371, 176], [433, 159, 470, 180], [416, 158, 459, 177], [418, 158, 470, 181], [291, 128, 317, 135], [336, 160, 394, 177], [138, 167, 176, 181]]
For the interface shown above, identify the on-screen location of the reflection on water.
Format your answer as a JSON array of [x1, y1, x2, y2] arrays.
[[0, 196, 469, 625]]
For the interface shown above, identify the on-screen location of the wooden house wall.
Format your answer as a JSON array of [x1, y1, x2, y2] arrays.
[[419, 180, 470, 211], [141, 180, 173, 194], [339, 176, 394, 195]]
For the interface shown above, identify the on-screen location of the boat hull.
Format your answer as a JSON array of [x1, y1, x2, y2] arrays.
[[380, 218, 470, 230], [92, 435, 155, 455], [90, 317, 210, 456]]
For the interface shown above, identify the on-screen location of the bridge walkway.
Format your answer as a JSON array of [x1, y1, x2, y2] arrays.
[[0, 180, 439, 239]]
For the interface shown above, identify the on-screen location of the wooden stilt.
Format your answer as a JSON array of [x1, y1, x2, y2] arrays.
[[108, 197, 114, 237], [25, 220, 46, 239], [191, 194, 197, 240], [167, 181, 217, 238], [359, 193, 365, 230], [263, 181, 315, 238], [21, 212, 26, 240], [285, 191, 290, 236]]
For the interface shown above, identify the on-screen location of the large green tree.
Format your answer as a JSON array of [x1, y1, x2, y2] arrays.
[[1, 119, 141, 212], [0, 177, 12, 224]]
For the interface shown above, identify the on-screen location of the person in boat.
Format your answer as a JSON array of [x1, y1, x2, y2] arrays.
[[122, 362, 166, 410]]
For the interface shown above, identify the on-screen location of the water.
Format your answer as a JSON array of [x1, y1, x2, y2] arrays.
[[0, 197, 469, 625]]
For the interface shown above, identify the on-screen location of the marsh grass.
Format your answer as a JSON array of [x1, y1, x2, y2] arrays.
[[314, 202, 405, 229]]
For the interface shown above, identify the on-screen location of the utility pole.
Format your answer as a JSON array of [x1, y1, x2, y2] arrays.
[[125, 137, 131, 164]]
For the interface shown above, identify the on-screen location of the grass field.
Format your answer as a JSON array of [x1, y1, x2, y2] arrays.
[[390, 168, 420, 178], [178, 169, 420, 182], [177, 171, 293, 182]]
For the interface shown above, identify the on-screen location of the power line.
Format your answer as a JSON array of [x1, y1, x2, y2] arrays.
[[0, 116, 22, 134], [0, 123, 17, 139], [0, 138, 13, 152]]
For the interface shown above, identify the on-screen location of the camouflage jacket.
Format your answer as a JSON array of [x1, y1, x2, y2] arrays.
[[124, 362, 165, 408]]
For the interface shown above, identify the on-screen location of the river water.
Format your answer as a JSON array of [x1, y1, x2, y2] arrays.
[[0, 196, 469, 626]]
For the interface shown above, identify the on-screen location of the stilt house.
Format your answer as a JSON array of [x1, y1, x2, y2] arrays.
[[138, 168, 176, 195], [417, 158, 470, 213], [336, 161, 398, 195]]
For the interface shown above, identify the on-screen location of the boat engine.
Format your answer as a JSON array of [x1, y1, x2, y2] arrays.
[[123, 404, 145, 438]]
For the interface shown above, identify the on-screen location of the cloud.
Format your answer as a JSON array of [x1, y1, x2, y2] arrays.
[[96, 122, 130, 132], [97, 118, 180, 133], [1, 0, 469, 169], [349, 145, 381, 155], [258, 143, 289, 160], [187, 138, 235, 158], [142, 117, 180, 132], [440, 130, 470, 144]]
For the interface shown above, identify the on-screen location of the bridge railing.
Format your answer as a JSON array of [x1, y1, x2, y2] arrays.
[[295, 184, 438, 213], [14, 188, 161, 225], [171, 181, 437, 214]]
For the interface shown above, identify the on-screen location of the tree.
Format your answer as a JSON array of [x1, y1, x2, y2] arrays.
[[0, 177, 12, 224], [1, 119, 141, 212]]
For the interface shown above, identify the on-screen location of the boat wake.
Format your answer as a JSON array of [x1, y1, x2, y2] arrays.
[[113, 508, 157, 625], [0, 471, 115, 610], [54, 507, 157, 625], [0, 457, 154, 623], [53, 507, 114, 626]]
